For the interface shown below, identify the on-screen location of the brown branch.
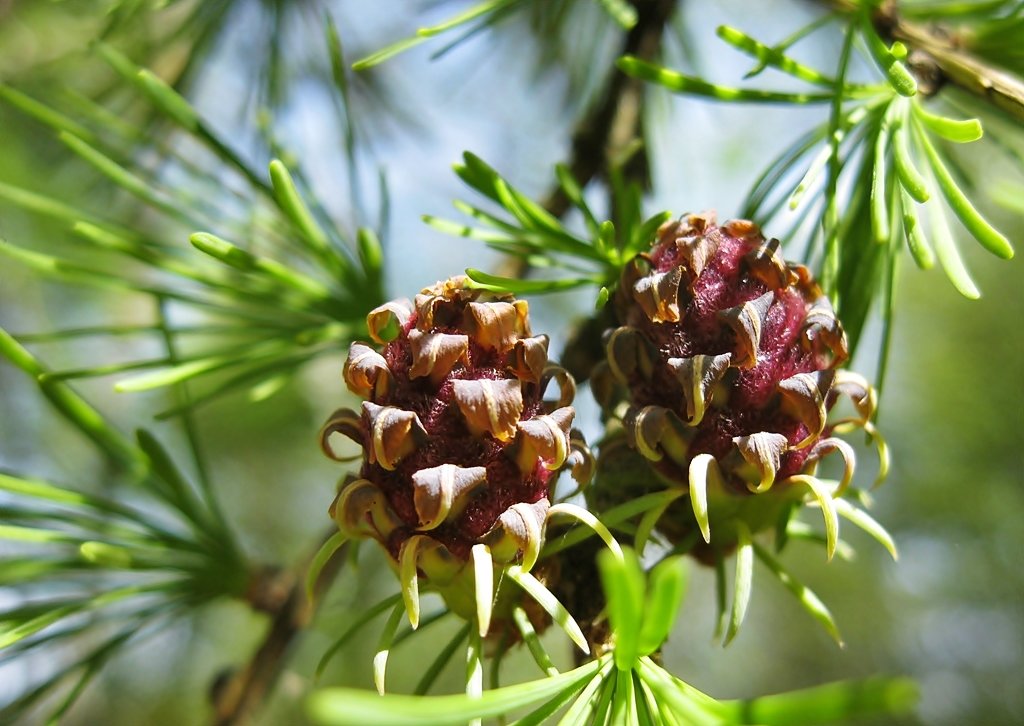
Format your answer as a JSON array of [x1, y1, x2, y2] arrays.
[[505, 0, 679, 378], [826, 0, 1024, 123], [540, 0, 679, 218], [886, 15, 1024, 123], [210, 530, 347, 726]]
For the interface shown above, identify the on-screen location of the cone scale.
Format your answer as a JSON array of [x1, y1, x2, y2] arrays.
[[322, 276, 591, 623], [594, 212, 881, 557]]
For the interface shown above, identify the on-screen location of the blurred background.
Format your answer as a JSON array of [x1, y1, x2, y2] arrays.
[[1, 0, 1021, 724]]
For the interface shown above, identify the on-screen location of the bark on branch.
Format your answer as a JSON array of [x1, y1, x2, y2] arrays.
[[541, 0, 679, 218], [210, 531, 346, 726], [887, 16, 1024, 123], [832, 0, 1024, 123]]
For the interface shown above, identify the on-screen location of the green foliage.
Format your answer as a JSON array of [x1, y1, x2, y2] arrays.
[[0, 328, 247, 722], [307, 548, 917, 725], [0, 42, 385, 420], [353, 0, 636, 71], [0, 17, 385, 718], [425, 152, 670, 300]]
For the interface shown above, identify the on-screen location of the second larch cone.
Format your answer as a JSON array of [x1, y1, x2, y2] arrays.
[[593, 212, 884, 559]]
